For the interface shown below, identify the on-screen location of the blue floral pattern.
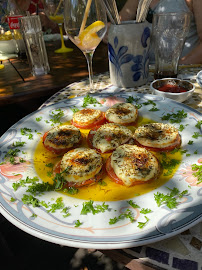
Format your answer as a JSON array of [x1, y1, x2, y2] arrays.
[[108, 26, 151, 83]]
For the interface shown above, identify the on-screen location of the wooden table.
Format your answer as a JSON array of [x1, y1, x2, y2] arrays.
[[0, 39, 109, 135]]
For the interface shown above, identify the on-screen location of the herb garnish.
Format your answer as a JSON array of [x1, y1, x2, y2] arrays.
[[127, 200, 140, 209], [109, 209, 134, 224], [71, 107, 80, 113], [80, 200, 109, 215], [160, 155, 180, 176], [195, 120, 202, 129], [49, 109, 64, 125], [192, 132, 202, 139], [191, 162, 202, 184], [154, 187, 188, 209], [21, 128, 33, 139], [137, 216, 149, 229], [161, 110, 187, 123], [36, 117, 42, 122], [82, 94, 101, 107], [75, 220, 82, 227]]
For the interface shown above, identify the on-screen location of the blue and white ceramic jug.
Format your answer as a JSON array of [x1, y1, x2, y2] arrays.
[[108, 21, 151, 88]]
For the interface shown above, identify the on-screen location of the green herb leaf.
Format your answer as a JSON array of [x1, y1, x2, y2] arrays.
[[140, 208, 152, 214], [127, 200, 140, 208], [82, 94, 101, 108], [195, 120, 202, 129], [50, 109, 64, 125], [137, 216, 149, 229], [109, 209, 134, 224], [192, 132, 202, 139], [154, 187, 188, 209], [161, 110, 187, 123], [191, 162, 202, 184], [75, 220, 82, 227], [81, 200, 109, 215]]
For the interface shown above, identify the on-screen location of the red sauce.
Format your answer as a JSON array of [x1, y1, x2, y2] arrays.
[[157, 84, 187, 93]]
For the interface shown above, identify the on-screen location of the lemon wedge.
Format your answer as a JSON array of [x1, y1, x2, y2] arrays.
[[77, 21, 105, 50]]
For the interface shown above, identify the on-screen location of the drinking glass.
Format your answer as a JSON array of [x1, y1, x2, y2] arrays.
[[64, 0, 107, 93], [152, 12, 190, 79], [43, 0, 73, 53]]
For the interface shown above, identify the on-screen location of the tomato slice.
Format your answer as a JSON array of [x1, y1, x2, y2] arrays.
[[71, 112, 106, 129], [134, 134, 181, 152], [106, 156, 152, 186], [42, 131, 82, 155], [53, 161, 105, 188]]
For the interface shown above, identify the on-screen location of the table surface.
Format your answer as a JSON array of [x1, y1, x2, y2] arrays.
[[0, 38, 202, 270], [0, 39, 109, 106]]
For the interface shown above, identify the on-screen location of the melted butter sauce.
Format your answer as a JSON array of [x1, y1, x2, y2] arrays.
[[34, 117, 182, 201]]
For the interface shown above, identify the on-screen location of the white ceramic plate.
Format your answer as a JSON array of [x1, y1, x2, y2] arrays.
[[0, 93, 201, 249], [196, 70, 202, 88]]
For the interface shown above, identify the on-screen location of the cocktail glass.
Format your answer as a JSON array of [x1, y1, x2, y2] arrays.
[[43, 0, 73, 53], [64, 0, 107, 92]]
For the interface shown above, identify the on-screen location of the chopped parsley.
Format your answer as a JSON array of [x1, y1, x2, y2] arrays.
[[127, 200, 140, 208], [80, 200, 109, 215], [49, 109, 64, 125], [192, 132, 202, 139], [71, 107, 80, 113], [22, 194, 40, 207], [109, 209, 134, 224], [191, 162, 202, 184], [36, 117, 42, 122], [21, 128, 33, 140], [188, 140, 193, 145], [82, 94, 101, 107], [12, 141, 26, 147], [143, 100, 159, 112], [160, 156, 180, 176], [65, 187, 78, 195], [154, 187, 188, 209], [75, 220, 82, 227], [61, 207, 71, 218], [195, 120, 202, 129], [12, 176, 39, 191], [137, 216, 149, 229], [178, 124, 188, 132], [161, 110, 187, 123], [126, 96, 136, 103], [47, 197, 64, 213], [126, 96, 143, 109], [26, 182, 55, 196], [140, 208, 152, 214], [5, 148, 20, 164], [98, 180, 107, 186]]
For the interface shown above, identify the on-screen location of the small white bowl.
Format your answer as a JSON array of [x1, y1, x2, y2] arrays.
[[0, 39, 18, 54], [150, 78, 195, 103]]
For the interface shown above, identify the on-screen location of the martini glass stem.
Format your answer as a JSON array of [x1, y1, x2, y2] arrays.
[[84, 51, 95, 93], [59, 24, 66, 49]]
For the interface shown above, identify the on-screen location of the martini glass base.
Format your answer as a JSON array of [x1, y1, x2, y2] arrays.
[[54, 47, 73, 53]]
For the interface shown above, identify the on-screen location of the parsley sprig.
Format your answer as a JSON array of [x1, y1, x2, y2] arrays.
[[191, 162, 202, 184], [49, 109, 64, 125], [154, 187, 188, 209], [161, 110, 187, 123], [82, 94, 101, 107], [81, 200, 109, 215], [109, 209, 134, 224]]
